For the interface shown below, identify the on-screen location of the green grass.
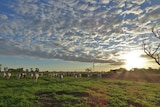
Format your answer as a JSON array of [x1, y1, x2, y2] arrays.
[[0, 75, 160, 107]]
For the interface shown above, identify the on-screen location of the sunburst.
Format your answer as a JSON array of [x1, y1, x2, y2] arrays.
[[123, 51, 146, 70]]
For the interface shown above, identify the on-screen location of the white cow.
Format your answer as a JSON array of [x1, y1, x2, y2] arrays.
[[97, 73, 102, 78], [78, 73, 82, 77], [21, 72, 27, 78], [16, 73, 21, 79], [2, 72, 11, 79], [34, 72, 39, 82], [7, 72, 11, 79], [73, 73, 77, 79], [59, 74, 63, 80], [30, 72, 34, 78], [16, 72, 27, 79], [87, 73, 92, 77], [2, 72, 6, 78], [48, 72, 54, 78]]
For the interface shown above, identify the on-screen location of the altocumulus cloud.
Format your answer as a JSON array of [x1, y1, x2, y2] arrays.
[[0, 0, 160, 65]]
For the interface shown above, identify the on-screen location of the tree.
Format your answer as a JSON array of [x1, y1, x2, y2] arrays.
[[26, 69, 29, 72], [85, 68, 91, 72], [30, 68, 33, 72], [4, 67, 8, 72], [143, 24, 160, 65], [35, 68, 39, 72]]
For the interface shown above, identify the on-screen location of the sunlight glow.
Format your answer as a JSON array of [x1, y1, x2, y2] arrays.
[[123, 51, 146, 70]]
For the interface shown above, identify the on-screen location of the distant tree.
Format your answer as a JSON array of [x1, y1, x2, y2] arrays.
[[148, 67, 153, 70], [30, 68, 33, 72], [17, 68, 23, 72], [21, 68, 24, 72], [4, 67, 8, 72], [26, 69, 29, 72], [119, 68, 128, 72], [8, 68, 16, 72], [143, 24, 160, 65], [35, 68, 39, 72], [85, 68, 91, 72]]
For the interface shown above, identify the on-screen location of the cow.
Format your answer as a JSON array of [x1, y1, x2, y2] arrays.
[[2, 72, 11, 79], [7, 72, 11, 79], [16, 72, 27, 79], [2, 72, 6, 78], [59, 73, 63, 80], [34, 72, 39, 82]]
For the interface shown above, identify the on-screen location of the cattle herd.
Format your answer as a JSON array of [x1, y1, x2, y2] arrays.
[[0, 71, 111, 82], [1, 71, 41, 82]]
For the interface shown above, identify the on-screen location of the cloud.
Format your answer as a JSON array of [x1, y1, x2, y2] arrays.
[[0, 38, 121, 64], [0, 0, 160, 65], [131, 0, 146, 5], [0, 14, 8, 20]]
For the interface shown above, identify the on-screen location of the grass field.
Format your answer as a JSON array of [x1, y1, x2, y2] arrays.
[[0, 71, 160, 107]]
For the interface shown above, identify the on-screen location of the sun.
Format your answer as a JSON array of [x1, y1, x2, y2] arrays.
[[123, 51, 146, 70]]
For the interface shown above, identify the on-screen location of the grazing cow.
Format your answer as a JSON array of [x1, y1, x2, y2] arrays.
[[87, 73, 92, 78], [30, 72, 34, 78], [97, 73, 102, 78], [54, 73, 58, 77], [16, 73, 21, 79], [2, 72, 6, 78], [78, 73, 82, 77], [16, 72, 27, 79], [2, 72, 11, 79], [48, 72, 54, 78], [59, 74, 63, 80], [34, 72, 39, 82], [74, 74, 77, 79], [21, 72, 27, 78], [7, 72, 11, 79]]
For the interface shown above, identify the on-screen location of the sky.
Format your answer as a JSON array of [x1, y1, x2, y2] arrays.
[[0, 0, 160, 71]]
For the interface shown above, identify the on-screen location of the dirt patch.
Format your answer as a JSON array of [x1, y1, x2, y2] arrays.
[[35, 91, 56, 107], [35, 90, 108, 107], [35, 91, 89, 107], [86, 90, 108, 107], [56, 91, 89, 97]]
